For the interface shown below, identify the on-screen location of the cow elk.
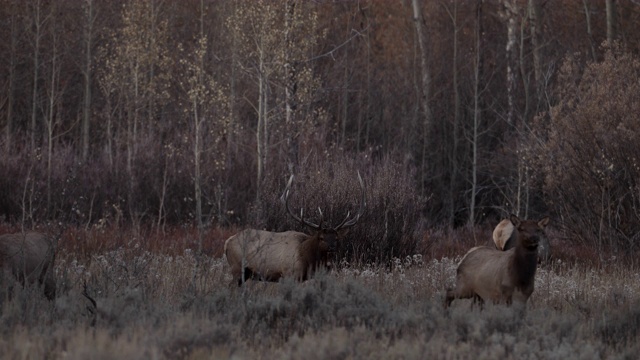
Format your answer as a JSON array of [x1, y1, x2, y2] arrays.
[[493, 217, 551, 263], [445, 215, 549, 308], [224, 173, 365, 285], [1, 231, 57, 300]]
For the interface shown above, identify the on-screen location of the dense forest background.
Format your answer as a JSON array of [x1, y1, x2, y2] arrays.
[[1, 0, 640, 261]]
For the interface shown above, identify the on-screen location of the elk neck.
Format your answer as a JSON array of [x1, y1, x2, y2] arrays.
[[298, 233, 326, 262], [510, 235, 538, 288]]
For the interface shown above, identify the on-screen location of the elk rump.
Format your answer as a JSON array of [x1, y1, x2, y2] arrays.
[[0, 232, 56, 300]]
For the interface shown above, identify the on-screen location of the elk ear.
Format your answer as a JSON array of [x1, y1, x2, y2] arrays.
[[509, 214, 521, 227], [538, 217, 550, 228]]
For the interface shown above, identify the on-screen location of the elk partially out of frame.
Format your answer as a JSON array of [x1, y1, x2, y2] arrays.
[[445, 215, 549, 308], [493, 217, 551, 263], [0, 231, 57, 300], [224, 173, 365, 285]]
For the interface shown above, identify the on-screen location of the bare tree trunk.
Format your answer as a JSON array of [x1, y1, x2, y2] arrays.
[[517, 20, 531, 217], [45, 23, 59, 215], [256, 47, 267, 202], [228, 1, 238, 154], [411, 0, 433, 196], [157, 158, 168, 233], [126, 69, 138, 214], [469, 0, 484, 226], [501, 0, 518, 127], [340, 9, 352, 149], [451, 7, 461, 226], [358, 6, 372, 152], [582, 0, 597, 61], [30, 0, 45, 150], [263, 74, 269, 176], [411, 0, 432, 128], [81, 0, 95, 162], [193, 0, 206, 253], [284, 0, 298, 173], [105, 96, 114, 168], [364, 21, 372, 150], [443, 0, 461, 227], [606, 0, 617, 44], [5, 0, 18, 152], [515, 152, 530, 218], [341, 59, 349, 149], [528, 0, 542, 111], [193, 96, 203, 244], [520, 18, 530, 124], [42, 1, 63, 216]]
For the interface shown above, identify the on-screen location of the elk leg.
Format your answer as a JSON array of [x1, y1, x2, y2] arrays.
[[500, 285, 514, 305], [237, 268, 255, 286], [471, 294, 485, 309], [444, 289, 455, 308], [444, 284, 475, 307]]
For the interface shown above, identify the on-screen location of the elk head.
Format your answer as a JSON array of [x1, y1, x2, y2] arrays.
[[510, 214, 549, 251], [280, 171, 366, 253]]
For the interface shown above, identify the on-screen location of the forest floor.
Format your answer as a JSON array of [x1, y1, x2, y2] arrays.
[[1, 225, 639, 359]]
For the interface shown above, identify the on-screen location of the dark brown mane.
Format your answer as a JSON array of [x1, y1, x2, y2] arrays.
[[298, 233, 329, 280], [510, 245, 537, 292]]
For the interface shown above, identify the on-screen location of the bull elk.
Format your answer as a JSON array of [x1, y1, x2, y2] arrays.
[[225, 173, 365, 285], [493, 217, 551, 263], [0, 231, 57, 300], [445, 215, 549, 308]]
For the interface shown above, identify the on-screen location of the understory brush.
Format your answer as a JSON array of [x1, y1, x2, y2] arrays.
[[1, 244, 640, 359]]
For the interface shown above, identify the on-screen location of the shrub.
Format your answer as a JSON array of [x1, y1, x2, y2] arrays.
[[256, 151, 427, 265], [529, 44, 640, 253]]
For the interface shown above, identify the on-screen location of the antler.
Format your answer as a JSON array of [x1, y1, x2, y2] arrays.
[[334, 171, 366, 231], [281, 175, 322, 230], [281, 171, 366, 232]]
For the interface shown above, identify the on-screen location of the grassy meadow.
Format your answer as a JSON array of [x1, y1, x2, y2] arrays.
[[1, 225, 640, 359]]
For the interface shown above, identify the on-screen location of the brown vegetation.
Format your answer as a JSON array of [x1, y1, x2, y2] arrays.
[[0, 1, 639, 253], [529, 44, 640, 254]]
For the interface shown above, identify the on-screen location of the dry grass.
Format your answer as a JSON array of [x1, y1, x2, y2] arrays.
[[1, 226, 640, 359]]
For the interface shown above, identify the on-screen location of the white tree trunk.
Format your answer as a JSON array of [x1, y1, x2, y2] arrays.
[[30, 0, 43, 150], [502, 0, 518, 127], [411, 0, 433, 195], [528, 0, 542, 108], [284, 0, 298, 173], [82, 0, 95, 162], [582, 0, 597, 61], [5, 0, 18, 152], [256, 47, 268, 202], [469, 1, 484, 226], [606, 0, 617, 44], [443, 0, 461, 226]]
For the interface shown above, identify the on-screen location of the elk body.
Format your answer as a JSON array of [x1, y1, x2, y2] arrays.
[[225, 173, 365, 285], [445, 215, 549, 307], [493, 217, 551, 263], [0, 231, 56, 300]]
